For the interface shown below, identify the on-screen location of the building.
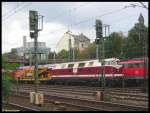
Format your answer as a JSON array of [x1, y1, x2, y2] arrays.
[[11, 36, 51, 64], [56, 31, 90, 53]]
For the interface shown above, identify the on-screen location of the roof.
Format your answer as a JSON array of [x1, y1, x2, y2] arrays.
[[70, 33, 90, 42], [119, 60, 144, 64]]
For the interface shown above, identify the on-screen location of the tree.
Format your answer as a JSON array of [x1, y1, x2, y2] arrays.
[[122, 23, 148, 59], [104, 32, 124, 58], [57, 49, 69, 62], [2, 53, 21, 70], [77, 43, 97, 60], [2, 72, 14, 101]]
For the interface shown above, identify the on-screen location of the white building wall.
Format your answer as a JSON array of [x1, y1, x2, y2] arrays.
[[56, 32, 75, 53]]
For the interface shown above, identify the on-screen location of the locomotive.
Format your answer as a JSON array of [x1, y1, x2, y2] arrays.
[[12, 58, 145, 87]]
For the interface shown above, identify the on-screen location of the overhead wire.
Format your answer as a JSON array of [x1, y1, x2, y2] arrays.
[[2, 2, 23, 17], [41, 7, 126, 37], [2, 2, 25, 20], [3, 3, 145, 52], [2, 2, 32, 22], [49, 3, 89, 21]]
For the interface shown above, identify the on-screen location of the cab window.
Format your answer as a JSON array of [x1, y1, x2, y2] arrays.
[[123, 64, 128, 68], [88, 62, 93, 66], [61, 64, 66, 68], [68, 64, 74, 68], [78, 63, 85, 67], [139, 63, 144, 68]]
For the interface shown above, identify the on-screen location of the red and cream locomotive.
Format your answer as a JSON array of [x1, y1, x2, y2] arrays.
[[12, 58, 146, 86]]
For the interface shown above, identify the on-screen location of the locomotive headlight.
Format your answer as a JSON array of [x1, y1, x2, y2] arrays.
[[135, 70, 139, 75]]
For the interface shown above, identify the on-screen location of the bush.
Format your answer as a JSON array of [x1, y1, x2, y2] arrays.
[[2, 72, 15, 101]]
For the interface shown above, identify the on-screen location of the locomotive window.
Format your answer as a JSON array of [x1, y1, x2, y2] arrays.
[[123, 64, 128, 68], [135, 63, 140, 68], [111, 61, 116, 65], [88, 62, 93, 66], [78, 63, 85, 67], [128, 63, 141, 68], [128, 64, 133, 68], [68, 64, 74, 68], [108, 61, 111, 65], [61, 64, 66, 68], [139, 63, 144, 68], [132, 64, 137, 68]]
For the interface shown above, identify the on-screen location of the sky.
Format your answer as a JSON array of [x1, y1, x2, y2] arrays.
[[2, 2, 148, 53]]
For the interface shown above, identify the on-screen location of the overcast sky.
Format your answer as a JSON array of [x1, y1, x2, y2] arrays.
[[2, 2, 148, 53]]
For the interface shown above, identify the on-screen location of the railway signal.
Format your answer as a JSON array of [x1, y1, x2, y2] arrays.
[[96, 20, 103, 39], [95, 20, 106, 100], [29, 10, 44, 105], [29, 11, 38, 39]]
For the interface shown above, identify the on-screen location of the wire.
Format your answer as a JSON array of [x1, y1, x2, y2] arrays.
[[41, 7, 126, 37], [139, 2, 148, 9], [49, 3, 89, 21], [2, 2, 24, 18], [3, 2, 31, 22]]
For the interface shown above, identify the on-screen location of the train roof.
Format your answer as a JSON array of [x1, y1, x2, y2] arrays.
[[17, 58, 120, 69], [119, 59, 144, 64], [50, 58, 121, 69]]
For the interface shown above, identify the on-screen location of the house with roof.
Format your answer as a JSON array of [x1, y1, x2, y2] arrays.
[[56, 31, 90, 53]]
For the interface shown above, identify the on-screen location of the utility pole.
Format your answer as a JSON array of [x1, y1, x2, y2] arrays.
[[125, 5, 148, 92], [108, 25, 110, 36], [53, 51, 56, 64], [95, 20, 105, 97], [29, 50, 32, 66], [67, 31, 72, 62], [95, 20, 110, 100], [96, 44, 99, 59], [29, 10, 44, 99], [69, 38, 72, 62], [23, 36, 26, 66], [72, 47, 75, 62], [138, 13, 148, 93]]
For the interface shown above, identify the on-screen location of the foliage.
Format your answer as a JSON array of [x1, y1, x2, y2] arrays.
[[2, 53, 21, 70], [57, 49, 69, 62], [122, 23, 148, 59], [104, 32, 123, 58], [2, 72, 14, 100], [77, 43, 96, 60], [54, 19, 148, 62], [3, 63, 21, 71]]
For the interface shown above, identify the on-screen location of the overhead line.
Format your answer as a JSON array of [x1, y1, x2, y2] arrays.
[[2, 2, 31, 22], [2, 2, 24, 18], [41, 7, 126, 36], [49, 3, 89, 21]]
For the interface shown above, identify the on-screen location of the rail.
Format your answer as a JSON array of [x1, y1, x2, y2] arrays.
[[2, 101, 39, 111], [11, 91, 148, 111]]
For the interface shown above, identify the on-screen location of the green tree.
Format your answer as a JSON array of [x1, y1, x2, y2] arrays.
[[77, 43, 96, 60], [2, 53, 20, 101], [2, 72, 14, 101], [122, 23, 148, 59], [57, 49, 69, 62], [104, 32, 124, 58], [2, 53, 21, 70]]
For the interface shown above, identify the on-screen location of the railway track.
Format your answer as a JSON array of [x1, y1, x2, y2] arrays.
[[19, 84, 143, 93], [18, 84, 145, 95], [2, 101, 39, 111], [10, 90, 148, 111], [17, 85, 148, 103]]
